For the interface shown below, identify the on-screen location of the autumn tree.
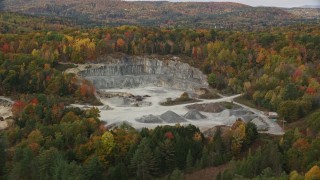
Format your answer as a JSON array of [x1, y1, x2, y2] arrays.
[[305, 165, 320, 180]]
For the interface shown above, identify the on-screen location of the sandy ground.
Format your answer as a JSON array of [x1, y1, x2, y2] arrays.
[[233, 101, 284, 135], [72, 87, 245, 131], [0, 97, 13, 130], [0, 106, 12, 118], [64, 63, 105, 74]]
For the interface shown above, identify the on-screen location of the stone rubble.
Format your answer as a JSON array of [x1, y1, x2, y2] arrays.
[[183, 109, 207, 120]]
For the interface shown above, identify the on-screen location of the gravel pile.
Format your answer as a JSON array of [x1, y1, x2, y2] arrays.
[[240, 114, 258, 123], [186, 103, 224, 113], [225, 115, 238, 125], [251, 118, 268, 131], [136, 115, 163, 123], [101, 105, 114, 110], [230, 108, 248, 116], [160, 110, 186, 123], [184, 110, 207, 120], [218, 109, 231, 118]]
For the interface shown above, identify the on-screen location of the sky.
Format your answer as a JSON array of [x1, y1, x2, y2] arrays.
[[125, 0, 320, 8]]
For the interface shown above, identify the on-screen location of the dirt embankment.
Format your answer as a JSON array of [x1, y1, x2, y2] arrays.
[[186, 103, 225, 113]]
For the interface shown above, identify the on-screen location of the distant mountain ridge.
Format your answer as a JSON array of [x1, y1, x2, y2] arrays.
[[1, 0, 319, 29], [299, 5, 320, 8]]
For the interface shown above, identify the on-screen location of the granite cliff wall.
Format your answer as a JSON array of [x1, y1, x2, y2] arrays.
[[78, 56, 208, 91]]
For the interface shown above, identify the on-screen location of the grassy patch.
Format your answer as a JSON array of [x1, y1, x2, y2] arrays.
[[220, 102, 236, 109], [160, 92, 201, 106], [160, 98, 201, 106], [198, 89, 220, 99]]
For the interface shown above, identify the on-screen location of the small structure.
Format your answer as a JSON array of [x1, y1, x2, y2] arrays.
[[268, 112, 278, 119]]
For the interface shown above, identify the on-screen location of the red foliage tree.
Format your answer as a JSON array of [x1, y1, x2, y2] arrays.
[[165, 131, 174, 139], [292, 138, 310, 152], [12, 100, 26, 117], [1, 43, 10, 53], [80, 81, 95, 98], [116, 38, 125, 47], [30, 98, 39, 106], [306, 87, 316, 95]]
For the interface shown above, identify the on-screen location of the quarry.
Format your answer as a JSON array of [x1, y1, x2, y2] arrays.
[[68, 55, 284, 135]]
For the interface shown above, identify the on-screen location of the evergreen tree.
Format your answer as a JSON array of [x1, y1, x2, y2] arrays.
[[108, 163, 128, 180], [159, 139, 175, 173], [0, 134, 6, 177], [200, 147, 209, 168], [130, 138, 158, 179], [84, 156, 104, 180], [186, 149, 194, 170], [51, 155, 85, 180], [167, 169, 183, 180], [37, 147, 60, 179]]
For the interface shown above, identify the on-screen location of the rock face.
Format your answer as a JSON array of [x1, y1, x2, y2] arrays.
[[78, 56, 208, 91]]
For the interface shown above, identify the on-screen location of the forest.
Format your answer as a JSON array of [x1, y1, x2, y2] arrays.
[[2, 0, 320, 29], [0, 12, 320, 179]]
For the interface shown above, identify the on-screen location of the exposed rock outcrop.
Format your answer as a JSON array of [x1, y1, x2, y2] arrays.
[[78, 56, 208, 91]]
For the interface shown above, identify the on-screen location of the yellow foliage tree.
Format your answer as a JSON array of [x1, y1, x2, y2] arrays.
[[289, 170, 303, 180], [305, 165, 320, 180], [101, 131, 115, 154], [193, 132, 202, 141], [231, 120, 246, 156], [27, 129, 44, 144]]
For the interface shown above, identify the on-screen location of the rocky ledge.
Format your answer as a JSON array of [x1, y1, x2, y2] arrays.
[[77, 55, 208, 91]]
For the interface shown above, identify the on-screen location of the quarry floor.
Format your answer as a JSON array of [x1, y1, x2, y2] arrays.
[[72, 87, 284, 135]]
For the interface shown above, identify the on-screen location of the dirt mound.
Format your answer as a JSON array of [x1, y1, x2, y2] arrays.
[[251, 118, 268, 131], [239, 114, 258, 123], [184, 110, 207, 120], [186, 103, 224, 113], [136, 115, 163, 123], [218, 109, 231, 118], [230, 108, 248, 116], [101, 105, 114, 110], [225, 115, 237, 125], [160, 111, 186, 123]]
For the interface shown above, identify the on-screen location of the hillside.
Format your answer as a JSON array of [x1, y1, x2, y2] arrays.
[[1, 0, 319, 29], [0, 6, 320, 179], [0, 12, 80, 33]]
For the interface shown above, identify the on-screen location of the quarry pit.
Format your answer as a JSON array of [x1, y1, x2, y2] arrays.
[[68, 55, 283, 134]]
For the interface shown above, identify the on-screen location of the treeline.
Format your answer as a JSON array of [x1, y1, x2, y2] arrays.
[[0, 53, 97, 104], [0, 17, 320, 179], [0, 93, 259, 179], [1, 24, 319, 121], [2, 0, 319, 29], [217, 109, 320, 179], [0, 13, 77, 34]]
